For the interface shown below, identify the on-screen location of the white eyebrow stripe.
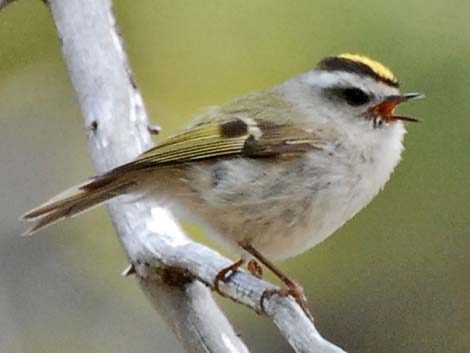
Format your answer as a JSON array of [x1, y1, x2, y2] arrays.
[[305, 71, 363, 88], [304, 70, 399, 97]]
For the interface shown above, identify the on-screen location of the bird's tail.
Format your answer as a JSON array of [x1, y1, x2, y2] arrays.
[[21, 171, 138, 236]]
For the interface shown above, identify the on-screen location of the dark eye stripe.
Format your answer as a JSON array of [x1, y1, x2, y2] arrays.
[[340, 88, 370, 106]]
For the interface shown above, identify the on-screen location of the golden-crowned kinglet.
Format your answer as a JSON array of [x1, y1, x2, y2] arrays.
[[22, 54, 423, 316]]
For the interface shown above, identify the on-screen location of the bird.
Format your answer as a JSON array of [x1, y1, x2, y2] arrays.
[[22, 53, 423, 318]]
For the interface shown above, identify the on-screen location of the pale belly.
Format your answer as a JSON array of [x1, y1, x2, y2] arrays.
[[171, 147, 397, 260]]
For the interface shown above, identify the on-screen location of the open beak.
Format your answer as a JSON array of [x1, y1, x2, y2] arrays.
[[370, 92, 425, 123]]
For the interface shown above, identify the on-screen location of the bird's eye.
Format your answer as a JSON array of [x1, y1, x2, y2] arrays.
[[339, 88, 370, 106]]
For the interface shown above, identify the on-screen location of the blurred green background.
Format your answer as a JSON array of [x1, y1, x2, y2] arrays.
[[0, 1, 468, 352]]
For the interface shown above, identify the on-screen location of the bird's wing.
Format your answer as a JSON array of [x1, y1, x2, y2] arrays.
[[20, 116, 333, 233], [109, 117, 331, 174]]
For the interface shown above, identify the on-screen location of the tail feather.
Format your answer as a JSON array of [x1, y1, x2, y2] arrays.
[[21, 173, 136, 236]]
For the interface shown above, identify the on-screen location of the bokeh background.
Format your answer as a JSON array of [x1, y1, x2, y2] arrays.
[[0, 1, 468, 352]]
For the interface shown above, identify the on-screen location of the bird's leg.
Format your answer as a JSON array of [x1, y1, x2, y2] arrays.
[[213, 258, 245, 296], [239, 241, 314, 322]]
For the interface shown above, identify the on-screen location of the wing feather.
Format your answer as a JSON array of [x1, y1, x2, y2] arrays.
[[106, 117, 329, 176]]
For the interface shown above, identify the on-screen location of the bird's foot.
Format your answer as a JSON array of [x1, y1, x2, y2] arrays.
[[247, 259, 263, 278], [213, 258, 245, 296], [260, 280, 314, 322]]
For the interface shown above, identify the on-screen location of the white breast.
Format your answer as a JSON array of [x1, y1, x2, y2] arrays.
[[267, 121, 406, 260]]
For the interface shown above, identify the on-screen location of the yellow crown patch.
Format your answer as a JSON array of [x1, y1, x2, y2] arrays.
[[339, 53, 398, 85]]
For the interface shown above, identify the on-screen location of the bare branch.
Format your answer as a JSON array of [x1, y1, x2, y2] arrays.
[[43, 0, 347, 352], [47, 1, 249, 352], [130, 219, 347, 353]]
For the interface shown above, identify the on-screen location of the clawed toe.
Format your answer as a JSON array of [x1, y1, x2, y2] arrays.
[[213, 258, 245, 295], [260, 284, 314, 322], [238, 242, 314, 322], [247, 259, 263, 278]]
